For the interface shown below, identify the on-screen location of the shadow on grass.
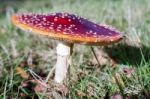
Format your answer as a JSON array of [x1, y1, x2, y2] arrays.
[[104, 43, 150, 66]]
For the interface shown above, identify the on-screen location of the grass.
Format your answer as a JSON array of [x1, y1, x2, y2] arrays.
[[0, 0, 150, 98]]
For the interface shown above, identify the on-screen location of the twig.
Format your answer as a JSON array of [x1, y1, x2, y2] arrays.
[[90, 47, 101, 67], [28, 68, 46, 85], [45, 66, 55, 83]]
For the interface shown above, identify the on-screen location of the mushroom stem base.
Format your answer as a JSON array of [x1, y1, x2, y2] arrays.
[[54, 42, 72, 83]]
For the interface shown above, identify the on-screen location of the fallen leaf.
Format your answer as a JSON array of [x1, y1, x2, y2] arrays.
[[21, 79, 47, 93], [54, 84, 68, 96], [123, 67, 135, 78], [16, 67, 29, 79], [34, 80, 47, 93], [111, 93, 123, 99]]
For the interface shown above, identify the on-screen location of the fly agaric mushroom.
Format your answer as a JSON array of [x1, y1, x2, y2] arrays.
[[11, 12, 123, 83]]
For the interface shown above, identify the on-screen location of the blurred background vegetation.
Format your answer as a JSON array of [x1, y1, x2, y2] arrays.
[[0, 0, 150, 98]]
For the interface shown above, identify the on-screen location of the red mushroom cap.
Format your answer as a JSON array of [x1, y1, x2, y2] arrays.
[[11, 12, 123, 45]]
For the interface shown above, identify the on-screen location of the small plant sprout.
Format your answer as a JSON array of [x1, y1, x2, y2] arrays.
[[11, 12, 123, 83]]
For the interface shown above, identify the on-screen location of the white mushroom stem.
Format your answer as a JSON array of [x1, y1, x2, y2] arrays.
[[54, 42, 73, 83]]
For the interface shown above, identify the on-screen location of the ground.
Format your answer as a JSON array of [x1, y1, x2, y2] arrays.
[[0, 0, 150, 98]]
